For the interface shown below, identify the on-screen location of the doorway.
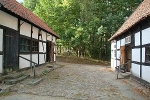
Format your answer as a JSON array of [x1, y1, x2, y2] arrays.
[[120, 45, 131, 72], [46, 41, 51, 62], [125, 45, 131, 72], [46, 41, 54, 62], [3, 28, 19, 73]]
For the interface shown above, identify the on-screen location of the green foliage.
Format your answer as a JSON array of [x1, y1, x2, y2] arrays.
[[23, 0, 38, 11], [23, 0, 142, 61]]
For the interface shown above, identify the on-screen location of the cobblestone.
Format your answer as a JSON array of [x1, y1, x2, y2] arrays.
[[0, 62, 150, 100]]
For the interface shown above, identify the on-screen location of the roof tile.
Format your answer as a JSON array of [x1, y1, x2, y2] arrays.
[[109, 0, 150, 41], [0, 0, 59, 38]]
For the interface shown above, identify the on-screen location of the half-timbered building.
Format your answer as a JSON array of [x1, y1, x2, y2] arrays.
[[0, 0, 59, 74], [109, 0, 150, 87]]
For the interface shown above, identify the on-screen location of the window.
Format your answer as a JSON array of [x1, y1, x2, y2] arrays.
[[145, 47, 150, 62], [32, 40, 38, 52], [20, 38, 31, 52], [20, 37, 39, 52]]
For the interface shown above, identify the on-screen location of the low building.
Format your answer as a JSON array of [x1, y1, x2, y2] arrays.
[[0, 0, 59, 74], [109, 0, 150, 87]]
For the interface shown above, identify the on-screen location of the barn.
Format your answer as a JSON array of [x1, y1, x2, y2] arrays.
[[0, 0, 59, 74], [109, 0, 150, 87]]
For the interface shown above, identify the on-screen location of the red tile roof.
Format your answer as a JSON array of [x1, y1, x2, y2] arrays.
[[108, 0, 150, 41], [0, 0, 59, 38]]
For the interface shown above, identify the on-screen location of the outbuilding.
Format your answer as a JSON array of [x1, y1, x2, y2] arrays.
[[0, 0, 59, 74], [109, 0, 150, 87]]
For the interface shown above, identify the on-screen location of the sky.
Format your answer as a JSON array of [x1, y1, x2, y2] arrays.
[[16, 0, 23, 3]]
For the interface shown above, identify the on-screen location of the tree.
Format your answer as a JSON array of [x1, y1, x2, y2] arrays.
[[23, 0, 38, 11], [23, 0, 142, 60]]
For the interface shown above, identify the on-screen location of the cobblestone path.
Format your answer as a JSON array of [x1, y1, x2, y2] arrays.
[[0, 62, 150, 100]]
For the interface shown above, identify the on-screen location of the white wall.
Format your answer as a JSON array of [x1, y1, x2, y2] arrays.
[[111, 40, 117, 70], [0, 29, 3, 51], [117, 60, 120, 67], [132, 48, 140, 62], [142, 27, 150, 45], [131, 63, 140, 78], [39, 31, 46, 41], [0, 55, 3, 73], [32, 54, 38, 64], [53, 36, 56, 43], [20, 21, 31, 37], [43, 43, 46, 53], [39, 54, 45, 64], [19, 54, 30, 69], [135, 31, 140, 46], [117, 50, 120, 59], [142, 65, 150, 83], [47, 34, 52, 41], [121, 38, 125, 46], [0, 10, 18, 30], [142, 48, 145, 62], [117, 40, 120, 49], [32, 26, 39, 39], [42, 31, 47, 41], [39, 42, 46, 53], [111, 59, 116, 71]]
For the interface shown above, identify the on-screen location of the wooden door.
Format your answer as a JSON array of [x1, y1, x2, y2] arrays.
[[120, 46, 125, 66], [4, 28, 18, 73]]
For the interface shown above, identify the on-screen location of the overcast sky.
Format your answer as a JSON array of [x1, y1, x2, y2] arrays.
[[16, 0, 23, 3]]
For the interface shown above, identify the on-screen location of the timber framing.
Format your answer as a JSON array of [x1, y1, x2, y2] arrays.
[[0, 0, 59, 74], [110, 0, 150, 88]]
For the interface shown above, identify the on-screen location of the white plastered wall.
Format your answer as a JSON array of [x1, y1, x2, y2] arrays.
[[116, 40, 120, 68], [0, 29, 3, 51], [52, 36, 56, 43], [0, 29, 3, 73], [117, 50, 120, 59], [39, 31, 46, 64], [0, 10, 18, 30], [32, 26, 39, 39], [0, 55, 2, 73], [121, 38, 125, 46], [132, 48, 140, 62], [142, 27, 150, 45], [53, 36, 56, 61], [39, 42, 46, 53], [20, 21, 31, 37], [39, 54, 45, 64], [32, 26, 39, 65], [19, 21, 31, 69], [32, 54, 38, 64], [117, 60, 120, 67], [117, 40, 120, 49], [111, 40, 117, 70], [141, 27, 150, 83], [19, 55, 30, 69], [135, 31, 140, 46], [142, 65, 150, 83], [47, 34, 52, 41], [54, 44, 56, 61], [142, 48, 145, 62], [131, 63, 140, 78], [39, 31, 47, 41]]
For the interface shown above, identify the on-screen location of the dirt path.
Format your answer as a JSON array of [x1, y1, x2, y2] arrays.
[[0, 60, 150, 100]]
